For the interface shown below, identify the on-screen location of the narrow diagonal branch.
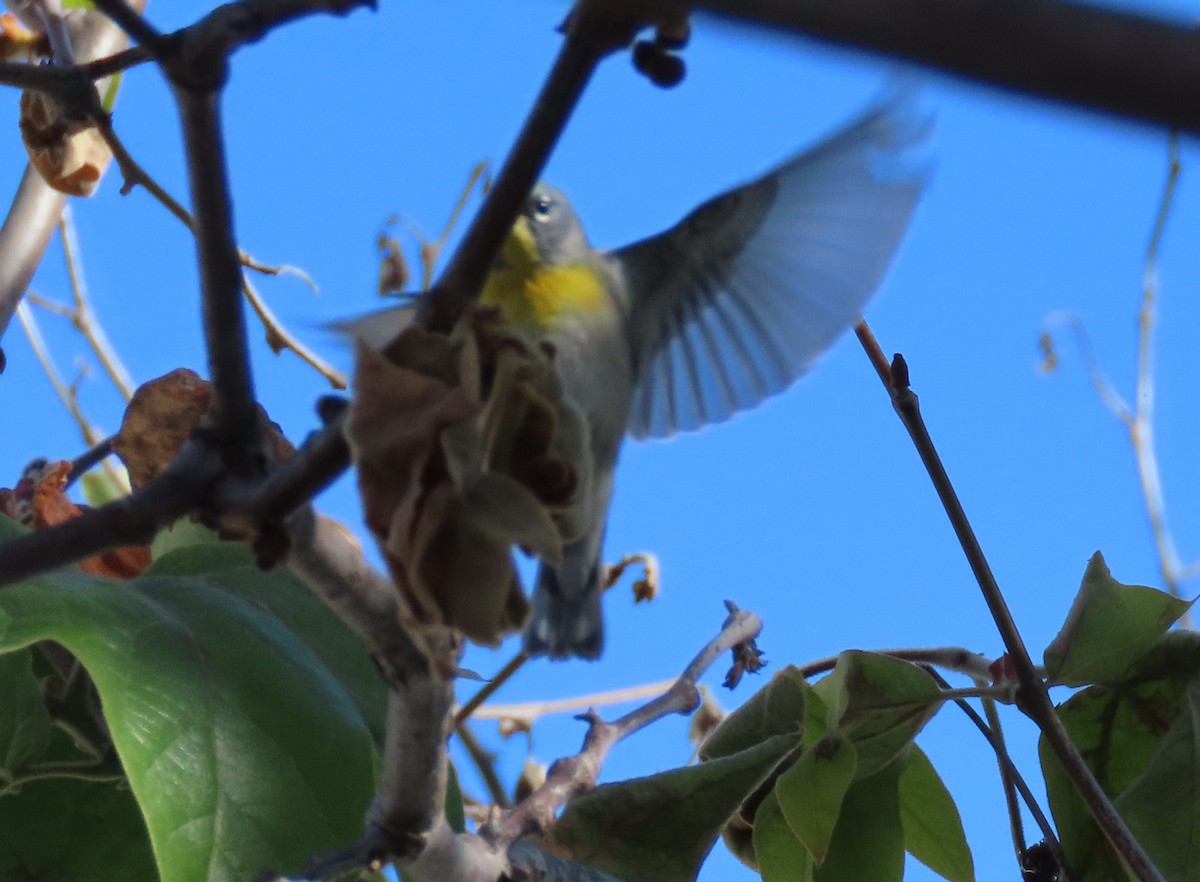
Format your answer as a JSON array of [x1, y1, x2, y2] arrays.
[[855, 320, 1166, 882], [426, 9, 634, 332]]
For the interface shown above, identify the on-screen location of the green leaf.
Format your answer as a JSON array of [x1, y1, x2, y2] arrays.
[[776, 733, 857, 863], [813, 764, 905, 882], [149, 519, 223, 561], [899, 745, 974, 882], [753, 789, 814, 882], [818, 652, 941, 778], [0, 649, 50, 775], [701, 666, 808, 762], [0, 778, 157, 881], [80, 469, 128, 507], [446, 763, 466, 834], [1114, 677, 1200, 881], [1044, 552, 1193, 686], [0, 563, 378, 882], [550, 732, 802, 882], [1040, 673, 1188, 880], [146, 543, 388, 745]]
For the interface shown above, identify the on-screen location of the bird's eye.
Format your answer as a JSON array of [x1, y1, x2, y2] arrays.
[[532, 196, 553, 221]]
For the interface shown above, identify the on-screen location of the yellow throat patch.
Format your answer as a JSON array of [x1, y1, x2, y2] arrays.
[[481, 217, 608, 330]]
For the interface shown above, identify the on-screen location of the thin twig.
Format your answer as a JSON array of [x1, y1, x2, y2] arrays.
[[88, 0, 163, 50], [57, 205, 135, 399], [469, 678, 679, 724], [1130, 136, 1188, 620], [92, 120, 345, 388], [455, 722, 511, 809], [16, 299, 129, 491], [454, 651, 529, 726], [796, 646, 995, 681], [924, 667, 1068, 876], [425, 8, 635, 332], [855, 319, 1166, 882], [0, 759, 125, 798], [482, 603, 762, 847]]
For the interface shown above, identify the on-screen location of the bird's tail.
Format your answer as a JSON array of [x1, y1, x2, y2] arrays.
[[524, 558, 604, 661]]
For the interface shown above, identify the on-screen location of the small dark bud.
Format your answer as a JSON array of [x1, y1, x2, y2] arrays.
[[632, 40, 686, 89], [315, 394, 348, 425]]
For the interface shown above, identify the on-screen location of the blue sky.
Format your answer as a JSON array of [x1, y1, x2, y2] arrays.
[[2, 1, 1200, 879]]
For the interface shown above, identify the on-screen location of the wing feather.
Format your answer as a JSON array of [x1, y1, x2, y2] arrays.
[[618, 90, 932, 439]]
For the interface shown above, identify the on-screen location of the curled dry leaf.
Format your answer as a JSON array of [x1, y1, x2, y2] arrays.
[[20, 88, 112, 197], [113, 368, 294, 490], [0, 459, 150, 578], [346, 306, 593, 650]]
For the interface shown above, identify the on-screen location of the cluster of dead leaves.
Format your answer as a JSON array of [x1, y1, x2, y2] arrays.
[[0, 458, 150, 578], [347, 305, 592, 650], [0, 368, 296, 580]]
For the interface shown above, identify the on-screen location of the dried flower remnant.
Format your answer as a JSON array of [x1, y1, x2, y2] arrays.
[[346, 306, 593, 650], [0, 459, 150, 577], [113, 368, 294, 490]]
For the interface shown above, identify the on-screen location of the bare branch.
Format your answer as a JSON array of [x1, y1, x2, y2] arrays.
[[58, 205, 136, 399], [425, 8, 636, 332], [482, 604, 762, 848], [696, 0, 1200, 133], [855, 319, 1166, 882], [0, 8, 135, 342]]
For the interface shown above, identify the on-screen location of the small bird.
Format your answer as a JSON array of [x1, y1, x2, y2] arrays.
[[352, 91, 931, 660]]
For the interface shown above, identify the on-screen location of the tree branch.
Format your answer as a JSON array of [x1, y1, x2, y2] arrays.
[[697, 0, 1200, 133], [855, 320, 1166, 882], [424, 5, 636, 332], [482, 603, 763, 848]]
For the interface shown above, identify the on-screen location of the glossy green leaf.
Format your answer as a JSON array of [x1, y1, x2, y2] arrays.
[[0, 649, 50, 775], [1044, 552, 1193, 686], [551, 732, 801, 882], [899, 745, 974, 882], [776, 733, 857, 863], [754, 789, 814, 882], [146, 543, 387, 745], [0, 559, 377, 882]]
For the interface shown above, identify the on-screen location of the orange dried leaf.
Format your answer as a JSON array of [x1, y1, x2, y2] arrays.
[[28, 460, 151, 579]]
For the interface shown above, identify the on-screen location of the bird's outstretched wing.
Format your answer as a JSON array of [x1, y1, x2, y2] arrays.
[[614, 91, 933, 440]]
